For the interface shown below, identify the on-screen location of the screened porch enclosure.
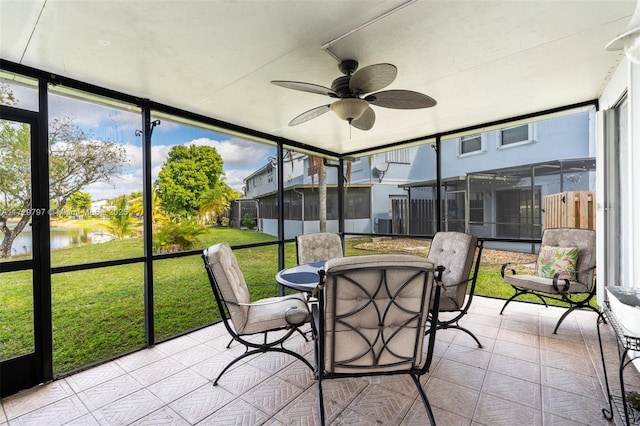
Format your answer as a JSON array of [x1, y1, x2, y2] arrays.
[[397, 158, 596, 243]]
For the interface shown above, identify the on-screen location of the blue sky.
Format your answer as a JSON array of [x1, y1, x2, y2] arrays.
[[5, 80, 275, 201]]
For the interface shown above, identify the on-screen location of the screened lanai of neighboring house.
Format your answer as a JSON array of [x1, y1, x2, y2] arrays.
[[1, 1, 640, 424], [397, 157, 597, 242]]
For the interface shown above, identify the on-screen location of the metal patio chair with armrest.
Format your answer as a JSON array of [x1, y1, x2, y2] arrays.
[[499, 227, 597, 334], [202, 243, 313, 385], [427, 231, 484, 348], [312, 254, 441, 425], [295, 232, 344, 264]]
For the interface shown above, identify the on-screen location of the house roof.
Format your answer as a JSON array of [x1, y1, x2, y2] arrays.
[[0, 1, 635, 157]]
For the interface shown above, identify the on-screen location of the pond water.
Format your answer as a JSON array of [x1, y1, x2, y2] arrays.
[[3, 222, 107, 256]]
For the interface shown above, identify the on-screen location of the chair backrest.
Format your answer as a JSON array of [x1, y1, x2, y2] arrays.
[[427, 231, 478, 306], [296, 232, 343, 264], [318, 254, 438, 376], [539, 227, 596, 285], [203, 243, 251, 332]]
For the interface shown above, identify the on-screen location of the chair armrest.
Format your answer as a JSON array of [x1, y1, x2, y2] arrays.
[[501, 262, 517, 278], [552, 264, 596, 293], [500, 262, 536, 278], [230, 294, 307, 307]]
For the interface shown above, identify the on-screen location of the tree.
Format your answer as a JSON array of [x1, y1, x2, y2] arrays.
[[128, 187, 167, 224], [155, 144, 224, 217], [0, 84, 128, 259], [198, 179, 241, 225], [101, 195, 138, 240], [0, 121, 31, 258], [306, 156, 351, 233], [49, 117, 126, 211], [66, 192, 92, 217]]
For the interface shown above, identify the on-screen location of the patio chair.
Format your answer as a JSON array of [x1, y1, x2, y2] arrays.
[[202, 243, 313, 385], [500, 227, 597, 334], [312, 254, 441, 425], [295, 232, 343, 264], [427, 231, 484, 348]]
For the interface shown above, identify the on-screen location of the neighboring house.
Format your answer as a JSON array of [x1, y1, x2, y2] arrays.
[[242, 110, 595, 240]]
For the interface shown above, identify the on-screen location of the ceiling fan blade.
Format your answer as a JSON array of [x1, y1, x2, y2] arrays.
[[289, 105, 331, 126], [351, 107, 375, 131], [271, 80, 337, 97], [349, 63, 397, 95], [366, 90, 437, 109]]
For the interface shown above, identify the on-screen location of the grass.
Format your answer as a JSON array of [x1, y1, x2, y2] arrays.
[[1, 229, 594, 374]]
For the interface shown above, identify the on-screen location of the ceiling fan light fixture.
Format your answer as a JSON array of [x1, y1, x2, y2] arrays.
[[330, 98, 369, 121]]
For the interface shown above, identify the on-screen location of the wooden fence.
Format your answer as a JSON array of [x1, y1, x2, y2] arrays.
[[543, 191, 595, 230]]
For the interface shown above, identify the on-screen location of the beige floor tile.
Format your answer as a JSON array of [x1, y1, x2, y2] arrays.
[[129, 356, 187, 387], [93, 389, 164, 426], [493, 339, 540, 363], [434, 358, 487, 390], [240, 375, 305, 415], [128, 407, 189, 426], [481, 370, 541, 409], [541, 386, 608, 425], [443, 343, 492, 369], [3, 380, 75, 419], [425, 376, 479, 419], [146, 368, 209, 404], [65, 361, 127, 393], [10, 396, 88, 426], [487, 353, 541, 384], [348, 383, 416, 424], [473, 393, 542, 425], [77, 374, 144, 411], [167, 383, 234, 424], [199, 398, 271, 425]]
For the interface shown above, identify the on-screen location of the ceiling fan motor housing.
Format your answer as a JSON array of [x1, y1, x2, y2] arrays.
[[331, 76, 355, 98]]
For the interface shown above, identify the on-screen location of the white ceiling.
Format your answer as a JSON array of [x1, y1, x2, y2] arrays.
[[0, 0, 635, 156]]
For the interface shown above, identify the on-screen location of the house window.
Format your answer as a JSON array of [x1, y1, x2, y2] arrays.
[[499, 124, 530, 146], [267, 168, 273, 183], [460, 134, 482, 155], [386, 148, 410, 164]]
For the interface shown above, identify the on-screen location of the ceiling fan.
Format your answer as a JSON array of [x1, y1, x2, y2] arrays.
[[271, 59, 436, 131]]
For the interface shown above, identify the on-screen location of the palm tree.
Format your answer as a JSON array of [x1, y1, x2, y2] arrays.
[[128, 186, 166, 224], [198, 179, 241, 225], [102, 195, 137, 240]]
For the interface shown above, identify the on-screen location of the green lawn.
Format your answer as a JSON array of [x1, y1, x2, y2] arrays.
[[0, 229, 593, 374]]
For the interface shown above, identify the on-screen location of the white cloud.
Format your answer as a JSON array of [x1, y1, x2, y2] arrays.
[[187, 137, 271, 167], [224, 169, 255, 192]]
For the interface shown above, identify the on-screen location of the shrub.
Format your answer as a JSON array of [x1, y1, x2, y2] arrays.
[[153, 218, 206, 253], [242, 213, 256, 229]]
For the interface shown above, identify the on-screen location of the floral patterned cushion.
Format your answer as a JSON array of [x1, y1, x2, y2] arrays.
[[536, 245, 579, 281]]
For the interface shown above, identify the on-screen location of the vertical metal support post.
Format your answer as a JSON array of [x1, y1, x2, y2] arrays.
[[36, 79, 53, 381], [142, 109, 154, 347], [435, 135, 442, 233], [338, 159, 345, 250], [277, 143, 285, 296]]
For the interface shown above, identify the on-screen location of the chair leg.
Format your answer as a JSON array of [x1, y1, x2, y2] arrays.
[[411, 374, 436, 425], [317, 377, 326, 425], [448, 324, 483, 348], [552, 303, 600, 334], [214, 347, 313, 385]]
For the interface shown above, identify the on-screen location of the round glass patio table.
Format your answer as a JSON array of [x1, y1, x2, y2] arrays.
[[275, 261, 325, 292]]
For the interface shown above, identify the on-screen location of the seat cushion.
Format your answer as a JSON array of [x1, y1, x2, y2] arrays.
[[242, 293, 309, 335], [504, 274, 589, 294]]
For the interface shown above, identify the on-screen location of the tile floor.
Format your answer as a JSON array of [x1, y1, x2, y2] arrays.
[[0, 297, 627, 425]]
